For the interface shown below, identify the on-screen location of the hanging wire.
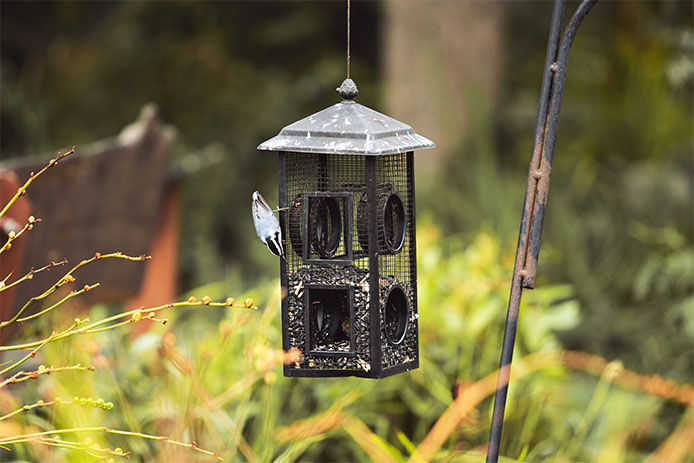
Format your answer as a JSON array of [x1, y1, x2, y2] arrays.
[[347, 0, 351, 79]]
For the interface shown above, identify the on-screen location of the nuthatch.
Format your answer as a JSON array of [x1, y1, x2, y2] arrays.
[[252, 191, 284, 259]]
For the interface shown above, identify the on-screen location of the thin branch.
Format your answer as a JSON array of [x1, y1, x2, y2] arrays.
[[0, 399, 59, 423], [0, 332, 56, 377], [0, 273, 12, 288], [3, 435, 130, 460], [0, 148, 74, 220], [0, 320, 82, 375], [1, 252, 149, 330], [0, 217, 40, 255], [0, 299, 255, 352], [0, 427, 223, 460], [0, 396, 111, 422], [17, 283, 100, 323], [0, 364, 95, 389], [36, 438, 124, 460], [44, 436, 128, 458], [0, 260, 67, 294]]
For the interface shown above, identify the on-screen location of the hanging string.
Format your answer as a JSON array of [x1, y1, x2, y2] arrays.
[[347, 0, 351, 79]]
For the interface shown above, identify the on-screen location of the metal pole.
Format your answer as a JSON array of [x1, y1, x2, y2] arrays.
[[485, 1, 598, 461]]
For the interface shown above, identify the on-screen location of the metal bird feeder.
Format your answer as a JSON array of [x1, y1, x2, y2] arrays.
[[258, 78, 434, 378]]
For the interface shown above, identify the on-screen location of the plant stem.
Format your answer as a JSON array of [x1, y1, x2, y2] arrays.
[[0, 218, 41, 255], [0, 322, 79, 375], [17, 283, 100, 323], [0, 148, 73, 220], [0, 260, 67, 294], [1, 252, 148, 329], [0, 300, 254, 352], [0, 364, 94, 388], [0, 427, 223, 460]]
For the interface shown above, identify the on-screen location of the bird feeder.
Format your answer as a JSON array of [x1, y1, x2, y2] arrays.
[[258, 79, 434, 378]]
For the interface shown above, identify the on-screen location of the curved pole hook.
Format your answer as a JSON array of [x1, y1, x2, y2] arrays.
[[485, 1, 599, 462]]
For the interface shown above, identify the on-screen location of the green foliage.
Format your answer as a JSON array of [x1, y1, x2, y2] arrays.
[[7, 221, 688, 462], [2, 2, 692, 461], [425, 1, 694, 383], [1, 1, 382, 289]]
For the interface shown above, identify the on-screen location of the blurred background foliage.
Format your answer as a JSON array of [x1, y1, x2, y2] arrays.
[[1, 0, 692, 461]]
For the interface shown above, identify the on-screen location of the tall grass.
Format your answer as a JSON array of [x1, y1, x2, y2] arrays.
[[7, 217, 690, 462]]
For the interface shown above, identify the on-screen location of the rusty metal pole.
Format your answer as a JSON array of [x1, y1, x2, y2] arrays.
[[486, 1, 598, 461]]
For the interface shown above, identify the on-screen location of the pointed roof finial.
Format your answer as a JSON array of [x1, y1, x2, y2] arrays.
[[336, 78, 359, 100]]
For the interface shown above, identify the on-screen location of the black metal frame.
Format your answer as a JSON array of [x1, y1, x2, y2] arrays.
[[366, 156, 382, 374], [485, 1, 598, 461], [304, 284, 356, 357], [302, 191, 354, 265], [277, 151, 419, 379], [381, 192, 407, 254], [383, 284, 410, 346]]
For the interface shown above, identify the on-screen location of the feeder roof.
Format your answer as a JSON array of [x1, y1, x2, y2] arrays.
[[257, 79, 435, 156]]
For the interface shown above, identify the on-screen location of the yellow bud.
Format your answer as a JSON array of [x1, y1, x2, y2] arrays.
[[8, 231, 15, 239], [244, 298, 254, 308], [131, 310, 142, 322], [28, 216, 36, 224], [225, 297, 234, 306], [188, 296, 197, 303], [201, 296, 211, 305]]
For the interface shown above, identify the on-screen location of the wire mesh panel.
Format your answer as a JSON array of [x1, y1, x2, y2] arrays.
[[375, 152, 418, 370], [280, 151, 418, 378], [283, 152, 373, 375], [304, 284, 355, 355]]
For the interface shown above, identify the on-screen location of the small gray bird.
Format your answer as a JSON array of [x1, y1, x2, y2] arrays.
[[252, 191, 284, 259]]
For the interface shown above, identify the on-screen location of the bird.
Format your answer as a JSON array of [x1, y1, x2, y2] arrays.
[[252, 191, 284, 259]]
